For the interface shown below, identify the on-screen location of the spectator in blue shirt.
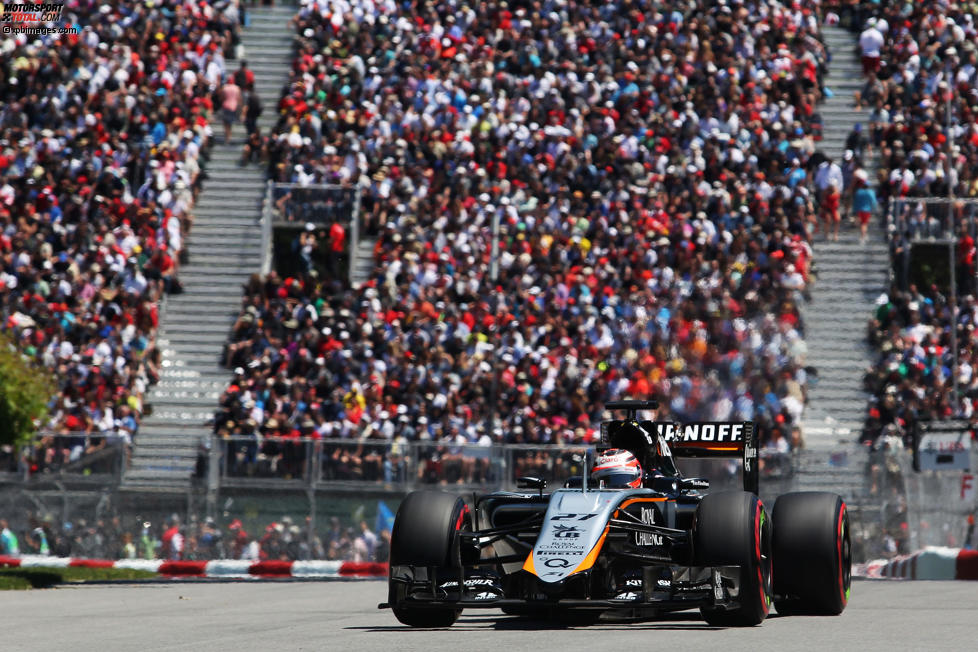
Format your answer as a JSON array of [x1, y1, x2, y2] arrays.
[[853, 172, 879, 245], [0, 519, 19, 555]]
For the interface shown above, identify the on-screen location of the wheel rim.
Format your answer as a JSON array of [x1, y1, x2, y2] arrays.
[[758, 507, 773, 613], [839, 508, 851, 604]]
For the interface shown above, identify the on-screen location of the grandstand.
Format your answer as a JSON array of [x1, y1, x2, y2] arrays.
[[122, 4, 297, 490], [1, 0, 975, 565]]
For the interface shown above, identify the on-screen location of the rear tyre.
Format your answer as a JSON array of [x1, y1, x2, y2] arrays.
[[694, 491, 772, 626], [389, 491, 469, 627], [772, 492, 850, 616]]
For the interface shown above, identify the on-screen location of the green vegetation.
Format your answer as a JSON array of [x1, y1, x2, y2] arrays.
[[0, 573, 32, 590], [0, 566, 159, 589], [0, 329, 57, 447], [59, 566, 160, 582]]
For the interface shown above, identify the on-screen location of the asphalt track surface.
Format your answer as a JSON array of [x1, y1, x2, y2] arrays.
[[2, 578, 974, 651]]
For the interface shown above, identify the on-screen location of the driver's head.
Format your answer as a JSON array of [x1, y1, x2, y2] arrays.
[[591, 449, 642, 488]]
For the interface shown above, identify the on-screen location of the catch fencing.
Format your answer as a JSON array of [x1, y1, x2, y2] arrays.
[[901, 446, 978, 551], [888, 196, 978, 242], [3, 435, 976, 564], [212, 437, 796, 496], [789, 441, 978, 561], [0, 433, 126, 482]]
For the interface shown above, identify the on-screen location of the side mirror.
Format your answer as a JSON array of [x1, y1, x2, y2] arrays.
[[650, 476, 679, 494], [517, 476, 547, 491]]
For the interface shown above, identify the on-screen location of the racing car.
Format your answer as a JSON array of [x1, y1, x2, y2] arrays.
[[380, 400, 851, 627]]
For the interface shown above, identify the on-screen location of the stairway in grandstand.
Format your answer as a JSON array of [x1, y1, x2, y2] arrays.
[[351, 236, 377, 288], [122, 5, 296, 490], [794, 26, 889, 501]]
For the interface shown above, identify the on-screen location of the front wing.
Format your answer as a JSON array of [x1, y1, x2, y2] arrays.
[[380, 494, 747, 614], [381, 568, 740, 613]]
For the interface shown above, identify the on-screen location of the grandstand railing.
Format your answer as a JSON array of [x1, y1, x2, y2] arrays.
[[8, 432, 796, 493], [888, 196, 978, 242], [214, 436, 794, 493], [217, 436, 589, 491], [0, 432, 127, 483]]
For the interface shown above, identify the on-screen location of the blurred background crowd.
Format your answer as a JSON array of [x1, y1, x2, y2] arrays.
[[0, 1, 245, 469], [846, 2, 978, 446], [0, 508, 391, 563], [0, 0, 974, 563], [215, 0, 835, 467]]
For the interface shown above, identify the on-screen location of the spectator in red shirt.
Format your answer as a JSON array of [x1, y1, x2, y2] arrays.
[[234, 60, 255, 92], [219, 79, 243, 145], [328, 222, 346, 277], [161, 516, 184, 561]]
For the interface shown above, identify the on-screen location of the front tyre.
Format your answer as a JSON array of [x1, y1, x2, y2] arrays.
[[389, 491, 470, 627], [693, 490, 772, 626], [772, 492, 851, 615]]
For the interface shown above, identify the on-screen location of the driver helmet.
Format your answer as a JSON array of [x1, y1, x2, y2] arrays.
[[591, 449, 643, 488]]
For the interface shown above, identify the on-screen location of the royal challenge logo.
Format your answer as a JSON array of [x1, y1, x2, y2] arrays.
[[0, 2, 79, 35]]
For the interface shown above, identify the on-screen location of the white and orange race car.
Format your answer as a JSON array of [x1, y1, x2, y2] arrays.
[[381, 400, 850, 627]]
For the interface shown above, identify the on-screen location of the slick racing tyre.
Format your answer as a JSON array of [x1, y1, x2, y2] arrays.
[[693, 490, 772, 626], [772, 492, 851, 616], [389, 491, 471, 627]]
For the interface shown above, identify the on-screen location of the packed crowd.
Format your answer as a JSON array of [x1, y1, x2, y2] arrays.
[[218, 0, 835, 460], [848, 2, 978, 442], [864, 287, 963, 445], [0, 510, 389, 563], [0, 2, 243, 463]]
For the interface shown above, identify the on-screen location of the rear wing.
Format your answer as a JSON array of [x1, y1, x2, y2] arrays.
[[656, 421, 758, 496], [602, 402, 758, 495]]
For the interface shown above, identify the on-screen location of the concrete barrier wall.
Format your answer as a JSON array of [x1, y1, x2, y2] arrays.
[[956, 549, 978, 580], [0, 555, 388, 579], [856, 547, 978, 580]]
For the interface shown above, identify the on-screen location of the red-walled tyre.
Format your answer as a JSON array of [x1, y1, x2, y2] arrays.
[[389, 491, 470, 627], [772, 492, 851, 615], [693, 490, 773, 626]]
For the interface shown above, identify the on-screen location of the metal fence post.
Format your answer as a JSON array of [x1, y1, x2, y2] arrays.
[[307, 485, 317, 556], [304, 439, 313, 486], [348, 183, 361, 282], [950, 239, 960, 413], [311, 439, 322, 486], [406, 441, 418, 491], [400, 443, 409, 490], [261, 180, 273, 276], [206, 434, 220, 521]]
